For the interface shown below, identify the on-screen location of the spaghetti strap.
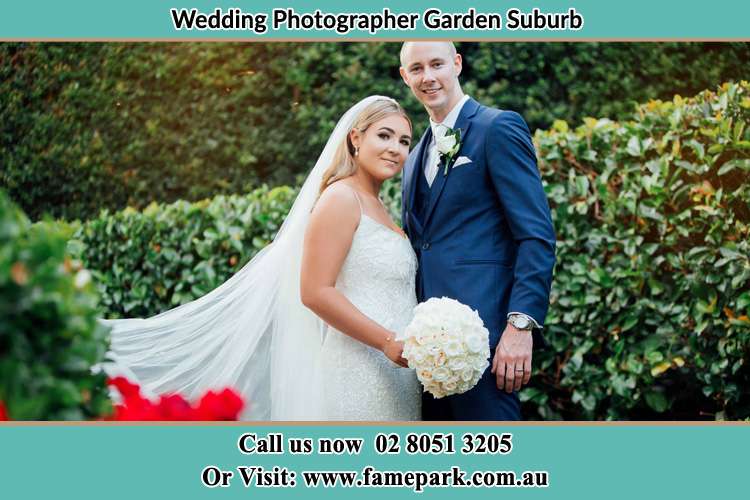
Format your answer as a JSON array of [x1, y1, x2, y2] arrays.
[[348, 185, 364, 215]]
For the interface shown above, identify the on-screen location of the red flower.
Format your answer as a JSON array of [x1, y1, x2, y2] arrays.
[[0, 400, 9, 421], [107, 377, 156, 420], [157, 394, 193, 420], [108, 376, 142, 399], [106, 378, 244, 421], [195, 388, 245, 421]]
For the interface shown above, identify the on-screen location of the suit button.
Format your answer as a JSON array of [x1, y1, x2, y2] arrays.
[[422, 242, 430, 250]]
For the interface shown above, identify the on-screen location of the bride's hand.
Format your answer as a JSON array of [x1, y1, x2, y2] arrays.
[[382, 336, 409, 368]]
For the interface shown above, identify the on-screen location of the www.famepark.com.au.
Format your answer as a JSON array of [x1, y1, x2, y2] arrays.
[[223, 465, 549, 492]]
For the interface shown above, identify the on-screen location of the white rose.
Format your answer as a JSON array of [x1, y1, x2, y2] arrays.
[[444, 380, 458, 392], [432, 389, 447, 399], [436, 133, 457, 155], [448, 357, 467, 371], [465, 333, 486, 353], [443, 341, 462, 357], [414, 331, 430, 345], [473, 357, 489, 371], [411, 348, 426, 363], [433, 367, 450, 382], [461, 368, 475, 382]]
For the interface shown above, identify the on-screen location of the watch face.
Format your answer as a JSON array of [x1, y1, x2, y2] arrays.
[[512, 316, 530, 329]]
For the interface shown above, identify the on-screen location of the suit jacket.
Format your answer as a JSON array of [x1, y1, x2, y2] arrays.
[[402, 98, 556, 349]]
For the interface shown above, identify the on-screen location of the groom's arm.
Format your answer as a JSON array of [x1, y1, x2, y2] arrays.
[[486, 111, 556, 332]]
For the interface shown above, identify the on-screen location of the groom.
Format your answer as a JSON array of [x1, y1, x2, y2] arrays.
[[399, 42, 556, 420]]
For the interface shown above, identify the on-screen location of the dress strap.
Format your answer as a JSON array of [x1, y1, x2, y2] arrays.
[[349, 185, 364, 215]]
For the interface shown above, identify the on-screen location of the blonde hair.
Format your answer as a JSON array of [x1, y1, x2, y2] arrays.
[[318, 98, 411, 196]]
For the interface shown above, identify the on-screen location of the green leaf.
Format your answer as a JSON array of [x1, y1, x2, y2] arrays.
[[733, 120, 745, 142], [627, 136, 642, 157], [687, 139, 705, 160], [645, 390, 668, 412], [621, 315, 639, 332]]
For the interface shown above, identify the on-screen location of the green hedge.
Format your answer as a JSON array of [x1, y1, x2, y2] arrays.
[[76, 82, 750, 420], [0, 191, 112, 420], [3, 42, 748, 220], [528, 81, 750, 420], [71, 186, 297, 318]]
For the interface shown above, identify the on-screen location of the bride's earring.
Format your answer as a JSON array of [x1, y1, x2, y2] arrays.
[[354, 146, 359, 157]]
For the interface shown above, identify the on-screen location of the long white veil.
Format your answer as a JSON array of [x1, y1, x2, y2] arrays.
[[101, 96, 391, 420]]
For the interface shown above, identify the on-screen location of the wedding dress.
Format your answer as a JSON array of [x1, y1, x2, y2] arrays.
[[321, 193, 420, 420], [100, 96, 421, 421]]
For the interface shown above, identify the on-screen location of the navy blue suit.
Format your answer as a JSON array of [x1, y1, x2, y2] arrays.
[[401, 98, 556, 421]]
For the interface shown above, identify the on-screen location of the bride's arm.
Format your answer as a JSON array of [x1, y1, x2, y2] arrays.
[[300, 183, 407, 367]]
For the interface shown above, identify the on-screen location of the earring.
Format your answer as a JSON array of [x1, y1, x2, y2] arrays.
[[354, 146, 359, 157]]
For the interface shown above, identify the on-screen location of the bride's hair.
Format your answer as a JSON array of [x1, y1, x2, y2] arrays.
[[318, 98, 411, 195]]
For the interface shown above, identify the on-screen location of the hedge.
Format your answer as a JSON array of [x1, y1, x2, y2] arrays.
[[528, 81, 750, 420], [3, 42, 748, 220], [74, 82, 750, 420], [0, 191, 112, 420], [70, 186, 298, 318]]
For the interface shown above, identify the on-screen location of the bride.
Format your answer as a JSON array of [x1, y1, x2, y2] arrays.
[[102, 96, 421, 421]]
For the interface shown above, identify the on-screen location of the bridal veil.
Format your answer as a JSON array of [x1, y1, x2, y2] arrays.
[[101, 96, 392, 420]]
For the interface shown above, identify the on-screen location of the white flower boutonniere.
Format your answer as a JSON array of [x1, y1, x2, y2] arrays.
[[436, 127, 462, 176]]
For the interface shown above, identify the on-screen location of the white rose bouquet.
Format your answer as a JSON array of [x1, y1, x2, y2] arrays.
[[399, 297, 490, 398]]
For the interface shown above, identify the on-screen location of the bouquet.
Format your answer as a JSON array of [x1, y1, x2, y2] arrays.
[[400, 297, 490, 398]]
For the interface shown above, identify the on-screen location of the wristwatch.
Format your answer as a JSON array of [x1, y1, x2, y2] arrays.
[[508, 313, 535, 331]]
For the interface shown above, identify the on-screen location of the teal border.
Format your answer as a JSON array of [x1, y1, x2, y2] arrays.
[[1, 1, 749, 40], [2, 424, 748, 499]]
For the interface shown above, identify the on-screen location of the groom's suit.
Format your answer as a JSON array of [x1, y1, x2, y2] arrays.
[[402, 97, 556, 421]]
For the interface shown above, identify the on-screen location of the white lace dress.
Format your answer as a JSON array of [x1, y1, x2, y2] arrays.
[[320, 212, 421, 421]]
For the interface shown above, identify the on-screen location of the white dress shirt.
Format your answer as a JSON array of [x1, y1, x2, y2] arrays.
[[424, 95, 470, 186]]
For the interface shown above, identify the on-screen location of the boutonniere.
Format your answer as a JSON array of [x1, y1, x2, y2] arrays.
[[436, 127, 462, 176]]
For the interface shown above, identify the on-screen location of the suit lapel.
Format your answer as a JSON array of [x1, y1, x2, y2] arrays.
[[422, 98, 479, 228], [403, 127, 432, 216]]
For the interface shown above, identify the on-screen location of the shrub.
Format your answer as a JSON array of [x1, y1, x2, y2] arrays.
[[71, 185, 297, 318], [0, 190, 112, 420], [3, 42, 748, 220], [526, 81, 750, 420]]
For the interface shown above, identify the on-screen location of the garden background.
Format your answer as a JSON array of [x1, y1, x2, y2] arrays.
[[1, 42, 749, 420]]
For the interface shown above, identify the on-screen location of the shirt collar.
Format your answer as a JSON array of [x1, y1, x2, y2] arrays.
[[430, 94, 470, 140]]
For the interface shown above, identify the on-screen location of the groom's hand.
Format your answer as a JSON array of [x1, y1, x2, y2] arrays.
[[491, 325, 533, 393]]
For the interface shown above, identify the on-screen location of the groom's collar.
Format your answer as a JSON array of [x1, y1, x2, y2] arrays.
[[429, 95, 470, 139], [446, 96, 479, 148]]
